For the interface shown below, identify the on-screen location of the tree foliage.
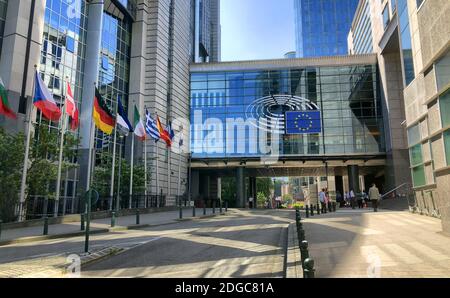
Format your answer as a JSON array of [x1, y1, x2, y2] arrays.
[[256, 177, 274, 198], [0, 128, 25, 222], [92, 151, 147, 198]]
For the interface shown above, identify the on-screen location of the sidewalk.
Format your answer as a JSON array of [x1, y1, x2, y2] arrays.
[[0, 208, 223, 245], [301, 208, 450, 277]]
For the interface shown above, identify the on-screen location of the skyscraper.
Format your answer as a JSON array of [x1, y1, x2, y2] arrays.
[[194, 0, 221, 62], [294, 0, 358, 57]]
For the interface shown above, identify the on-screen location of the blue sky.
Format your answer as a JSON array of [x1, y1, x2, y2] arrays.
[[220, 0, 295, 61]]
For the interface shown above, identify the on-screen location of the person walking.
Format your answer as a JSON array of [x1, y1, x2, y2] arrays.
[[369, 183, 380, 212], [350, 189, 356, 209], [248, 196, 254, 209], [319, 188, 326, 213]]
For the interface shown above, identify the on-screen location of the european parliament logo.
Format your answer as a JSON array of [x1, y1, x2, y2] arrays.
[[285, 111, 321, 134]]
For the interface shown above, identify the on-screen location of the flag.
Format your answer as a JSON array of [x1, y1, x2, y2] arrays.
[[116, 97, 133, 136], [33, 71, 62, 121], [93, 87, 115, 134], [285, 111, 321, 134], [163, 121, 175, 147], [133, 106, 146, 141], [65, 82, 79, 130], [0, 77, 17, 119], [145, 109, 160, 142], [156, 115, 171, 146]]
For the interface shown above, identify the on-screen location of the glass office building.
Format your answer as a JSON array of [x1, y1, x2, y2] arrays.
[[190, 61, 385, 159], [294, 0, 359, 57]]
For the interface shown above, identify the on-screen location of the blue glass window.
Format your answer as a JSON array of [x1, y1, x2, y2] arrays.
[[66, 36, 75, 53], [102, 55, 109, 70]]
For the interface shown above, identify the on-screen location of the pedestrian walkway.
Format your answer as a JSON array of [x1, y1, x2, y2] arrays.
[[302, 209, 450, 277], [0, 208, 220, 244]]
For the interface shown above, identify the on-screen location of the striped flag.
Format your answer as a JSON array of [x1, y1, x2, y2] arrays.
[[65, 82, 79, 130], [145, 109, 160, 142], [0, 77, 17, 119], [93, 87, 115, 135], [116, 96, 133, 136], [33, 71, 62, 122], [133, 106, 146, 141]]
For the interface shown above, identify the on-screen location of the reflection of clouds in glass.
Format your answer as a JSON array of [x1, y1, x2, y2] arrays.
[[67, 0, 82, 20]]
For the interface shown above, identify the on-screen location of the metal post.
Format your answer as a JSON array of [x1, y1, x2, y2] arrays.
[[136, 209, 140, 225], [193, 206, 196, 217], [306, 205, 309, 218], [111, 211, 116, 227], [203, 200, 206, 215], [317, 203, 321, 215], [115, 136, 123, 212], [0, 220, 3, 240], [300, 240, 309, 266], [179, 206, 183, 219], [84, 191, 91, 253], [220, 201, 223, 214], [80, 213, 85, 231], [212, 200, 216, 214], [310, 204, 314, 216], [43, 216, 49, 235], [225, 201, 228, 212], [303, 258, 315, 278]]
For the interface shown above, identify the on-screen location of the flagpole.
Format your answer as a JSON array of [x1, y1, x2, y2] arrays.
[[116, 135, 123, 211], [54, 100, 67, 217], [109, 95, 119, 211], [177, 131, 183, 198], [156, 141, 159, 199], [85, 83, 97, 193], [144, 137, 147, 197], [18, 66, 37, 222], [129, 132, 135, 209]]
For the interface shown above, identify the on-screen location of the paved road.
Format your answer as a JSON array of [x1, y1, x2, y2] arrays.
[[303, 208, 450, 277], [81, 209, 293, 278]]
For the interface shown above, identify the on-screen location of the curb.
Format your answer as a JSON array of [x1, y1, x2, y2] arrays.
[[285, 223, 303, 278], [0, 212, 228, 247]]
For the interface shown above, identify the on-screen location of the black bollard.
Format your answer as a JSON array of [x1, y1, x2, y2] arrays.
[[136, 209, 140, 225], [333, 202, 336, 212], [305, 205, 309, 218], [43, 216, 49, 235], [111, 211, 116, 227], [0, 220, 2, 240], [179, 206, 183, 219], [303, 258, 315, 278], [310, 205, 314, 216], [213, 201, 216, 214], [328, 202, 332, 213], [300, 240, 309, 266], [203, 202, 206, 215], [220, 202, 223, 214], [317, 203, 321, 215], [80, 213, 85, 231], [225, 201, 228, 212], [298, 228, 305, 242], [193, 206, 196, 217]]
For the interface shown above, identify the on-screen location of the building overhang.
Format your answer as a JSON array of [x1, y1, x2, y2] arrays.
[[379, 14, 400, 54], [190, 54, 378, 72]]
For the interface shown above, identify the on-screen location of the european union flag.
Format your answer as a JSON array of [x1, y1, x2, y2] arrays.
[[285, 111, 321, 134]]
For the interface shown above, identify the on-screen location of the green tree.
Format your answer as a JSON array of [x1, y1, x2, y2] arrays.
[[256, 192, 267, 208], [92, 152, 148, 199], [256, 177, 274, 198], [0, 128, 25, 222], [26, 124, 79, 215], [221, 177, 237, 207]]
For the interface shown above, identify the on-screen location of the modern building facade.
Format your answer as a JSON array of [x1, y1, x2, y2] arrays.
[[0, 0, 220, 217], [294, 0, 359, 58], [189, 55, 387, 207], [194, 0, 220, 62], [348, 0, 450, 234]]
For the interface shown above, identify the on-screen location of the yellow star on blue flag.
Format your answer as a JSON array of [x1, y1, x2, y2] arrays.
[[285, 111, 321, 134]]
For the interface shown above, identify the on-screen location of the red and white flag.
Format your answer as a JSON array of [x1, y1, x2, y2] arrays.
[[65, 82, 79, 130]]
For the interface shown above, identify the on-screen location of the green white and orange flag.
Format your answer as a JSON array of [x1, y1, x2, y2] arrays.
[[133, 105, 146, 141], [0, 77, 17, 119]]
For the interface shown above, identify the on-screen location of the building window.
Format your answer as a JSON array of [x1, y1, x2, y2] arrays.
[[66, 36, 75, 53], [444, 130, 450, 166], [382, 5, 390, 30], [440, 89, 450, 128], [410, 144, 423, 166], [435, 51, 450, 92], [398, 0, 415, 86], [101, 55, 109, 70], [412, 165, 426, 187], [391, 0, 397, 13], [407, 124, 421, 146]]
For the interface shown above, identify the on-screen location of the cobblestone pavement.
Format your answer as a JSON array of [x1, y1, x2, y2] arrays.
[[302, 208, 450, 277]]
